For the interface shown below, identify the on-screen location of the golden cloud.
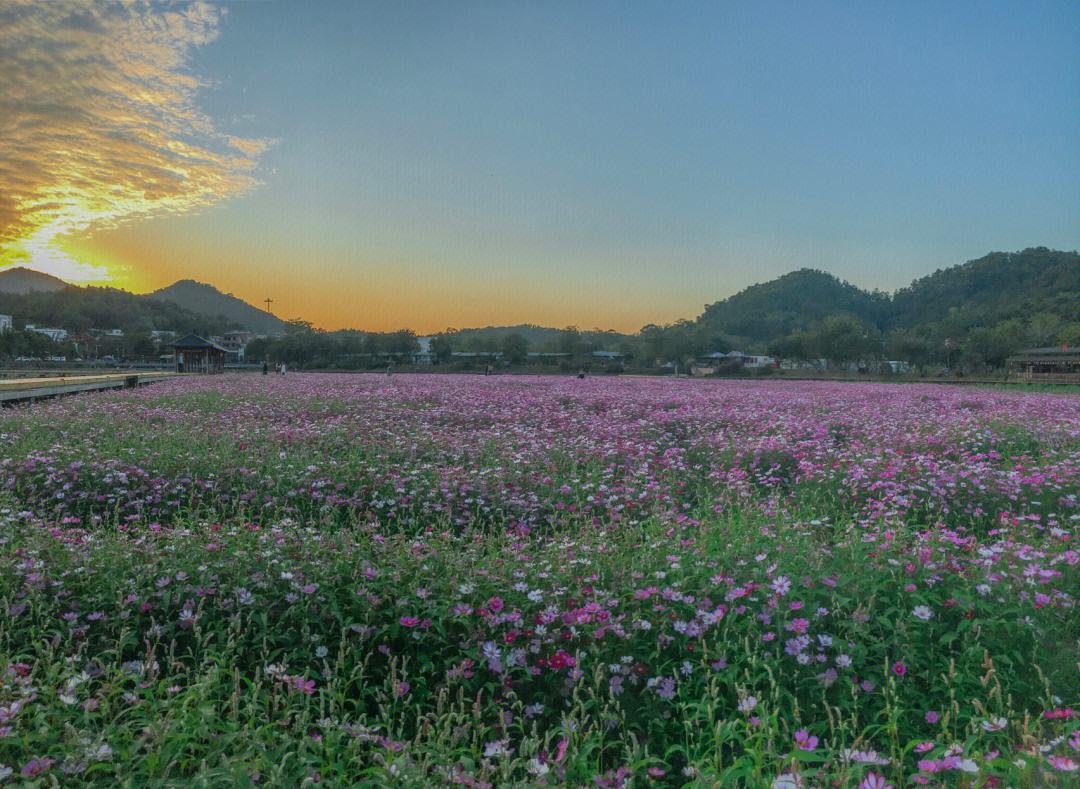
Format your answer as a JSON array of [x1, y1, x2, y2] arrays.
[[0, 0, 272, 282]]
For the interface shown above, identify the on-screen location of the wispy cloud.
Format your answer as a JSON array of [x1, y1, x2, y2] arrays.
[[0, 0, 271, 282]]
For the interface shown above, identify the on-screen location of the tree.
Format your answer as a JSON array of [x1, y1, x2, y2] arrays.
[[1058, 322, 1080, 348], [383, 330, 419, 356], [1027, 312, 1062, 347], [811, 315, 876, 368], [768, 330, 816, 362], [430, 334, 454, 364], [555, 327, 583, 357], [284, 318, 317, 335], [500, 332, 529, 364], [246, 336, 272, 362], [884, 330, 931, 368], [129, 332, 156, 360]]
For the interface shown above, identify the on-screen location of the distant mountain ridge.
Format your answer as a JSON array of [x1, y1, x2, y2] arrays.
[[0, 269, 284, 335], [697, 268, 891, 343], [149, 280, 285, 335], [0, 267, 69, 295], [2, 247, 1077, 345], [888, 247, 1080, 330], [692, 247, 1078, 343]]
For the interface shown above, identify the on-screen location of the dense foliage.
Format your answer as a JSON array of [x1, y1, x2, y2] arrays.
[[0, 374, 1076, 786], [5, 248, 1078, 371], [0, 286, 241, 355]]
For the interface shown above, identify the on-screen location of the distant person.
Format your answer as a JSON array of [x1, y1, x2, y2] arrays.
[[281, 363, 287, 377], [262, 361, 268, 376], [485, 364, 492, 376], [386, 362, 393, 376], [577, 367, 586, 380]]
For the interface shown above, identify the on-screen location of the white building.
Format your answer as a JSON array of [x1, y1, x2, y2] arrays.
[[414, 336, 434, 364], [742, 354, 777, 369], [0, 314, 11, 332], [24, 324, 67, 342]]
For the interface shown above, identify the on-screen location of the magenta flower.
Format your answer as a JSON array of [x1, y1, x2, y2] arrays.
[[794, 728, 818, 751], [1048, 756, 1078, 771], [291, 676, 316, 695], [891, 661, 907, 676], [21, 757, 55, 777], [858, 773, 894, 789], [398, 615, 419, 627]]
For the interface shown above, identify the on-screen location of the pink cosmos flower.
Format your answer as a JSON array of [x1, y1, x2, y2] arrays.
[[1048, 756, 1078, 771], [858, 773, 894, 789], [794, 729, 818, 751], [21, 758, 55, 777], [891, 661, 907, 676], [1044, 707, 1076, 720]]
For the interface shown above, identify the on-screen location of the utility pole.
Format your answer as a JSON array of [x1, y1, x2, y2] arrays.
[[264, 297, 273, 314]]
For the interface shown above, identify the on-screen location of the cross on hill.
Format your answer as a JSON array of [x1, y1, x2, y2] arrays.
[[264, 297, 273, 314]]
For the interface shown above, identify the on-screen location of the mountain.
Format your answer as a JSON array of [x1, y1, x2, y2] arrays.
[[696, 268, 891, 343], [150, 280, 285, 335], [0, 267, 70, 295], [888, 247, 1080, 330], [0, 284, 242, 337]]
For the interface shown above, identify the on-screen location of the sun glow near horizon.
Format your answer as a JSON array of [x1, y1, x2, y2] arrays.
[[0, 0, 269, 291]]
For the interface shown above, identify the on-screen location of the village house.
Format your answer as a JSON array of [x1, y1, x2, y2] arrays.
[[1008, 346, 1080, 384], [0, 314, 11, 332], [212, 330, 254, 363], [24, 324, 68, 342], [691, 351, 777, 376]]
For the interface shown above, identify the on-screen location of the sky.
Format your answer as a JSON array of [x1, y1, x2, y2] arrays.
[[1, 1, 1077, 333]]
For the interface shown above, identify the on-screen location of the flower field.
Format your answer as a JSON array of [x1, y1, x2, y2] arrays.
[[0, 373, 1077, 787]]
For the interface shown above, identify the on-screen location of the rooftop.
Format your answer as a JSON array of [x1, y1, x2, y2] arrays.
[[170, 333, 227, 352]]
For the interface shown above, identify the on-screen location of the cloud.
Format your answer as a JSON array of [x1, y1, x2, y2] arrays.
[[0, 0, 272, 281]]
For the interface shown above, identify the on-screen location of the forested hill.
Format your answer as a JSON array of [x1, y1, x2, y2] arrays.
[[696, 268, 890, 343], [698, 247, 1080, 369], [695, 248, 1079, 342], [150, 280, 285, 335], [888, 247, 1080, 330], [0, 285, 241, 337]]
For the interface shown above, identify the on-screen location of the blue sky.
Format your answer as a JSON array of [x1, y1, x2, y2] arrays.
[[6, 0, 1079, 330]]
